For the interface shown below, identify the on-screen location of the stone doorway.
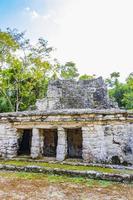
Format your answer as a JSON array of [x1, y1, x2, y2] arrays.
[[43, 129, 58, 157], [18, 129, 32, 155], [67, 128, 82, 158]]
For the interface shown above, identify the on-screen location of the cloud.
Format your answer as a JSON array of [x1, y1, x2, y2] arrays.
[[25, 7, 40, 19], [25, 7, 30, 12], [24, 6, 57, 22], [23, 6, 59, 41], [31, 10, 39, 19]]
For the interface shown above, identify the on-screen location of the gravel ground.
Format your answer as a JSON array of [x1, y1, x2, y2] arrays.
[[0, 175, 132, 200]]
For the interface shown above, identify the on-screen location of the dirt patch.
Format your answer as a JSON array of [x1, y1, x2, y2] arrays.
[[0, 172, 132, 200]]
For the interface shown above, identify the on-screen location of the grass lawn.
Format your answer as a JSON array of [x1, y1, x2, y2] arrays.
[[0, 171, 132, 199], [0, 171, 113, 187], [0, 160, 132, 175]]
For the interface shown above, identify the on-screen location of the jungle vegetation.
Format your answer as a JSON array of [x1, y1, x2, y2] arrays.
[[0, 29, 133, 112]]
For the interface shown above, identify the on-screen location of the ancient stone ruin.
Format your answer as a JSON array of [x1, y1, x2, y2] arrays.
[[35, 77, 117, 110], [0, 77, 132, 165]]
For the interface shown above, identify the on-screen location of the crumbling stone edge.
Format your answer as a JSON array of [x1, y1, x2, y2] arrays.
[[5, 158, 133, 171], [0, 164, 132, 183]]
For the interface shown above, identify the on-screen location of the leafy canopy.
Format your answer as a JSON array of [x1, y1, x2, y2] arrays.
[[0, 28, 132, 112]]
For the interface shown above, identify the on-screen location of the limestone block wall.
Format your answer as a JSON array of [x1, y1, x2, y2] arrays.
[[82, 124, 133, 165], [82, 125, 106, 163], [0, 124, 18, 158], [35, 77, 117, 110], [0, 109, 132, 165]]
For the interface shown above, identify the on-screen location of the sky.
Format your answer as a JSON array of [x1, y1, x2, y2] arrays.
[[0, 0, 133, 81]]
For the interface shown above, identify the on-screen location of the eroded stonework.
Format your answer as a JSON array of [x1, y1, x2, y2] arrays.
[[0, 109, 132, 165], [36, 77, 117, 110], [0, 78, 132, 166]]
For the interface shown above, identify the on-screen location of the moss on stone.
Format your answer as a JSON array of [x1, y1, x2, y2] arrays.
[[0, 160, 132, 175]]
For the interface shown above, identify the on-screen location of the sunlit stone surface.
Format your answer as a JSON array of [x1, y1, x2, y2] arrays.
[[0, 77, 132, 165]]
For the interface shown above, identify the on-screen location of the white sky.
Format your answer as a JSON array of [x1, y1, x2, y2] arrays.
[[22, 0, 133, 81]]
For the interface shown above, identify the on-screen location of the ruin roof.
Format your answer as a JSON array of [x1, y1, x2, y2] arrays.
[[0, 108, 130, 118], [35, 77, 117, 110]]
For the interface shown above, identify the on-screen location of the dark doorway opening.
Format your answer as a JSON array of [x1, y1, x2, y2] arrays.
[[43, 129, 58, 157], [67, 128, 82, 158], [111, 156, 121, 165], [18, 129, 32, 155]]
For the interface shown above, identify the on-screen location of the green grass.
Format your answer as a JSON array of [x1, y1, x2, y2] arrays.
[[0, 160, 132, 175], [0, 171, 114, 187]]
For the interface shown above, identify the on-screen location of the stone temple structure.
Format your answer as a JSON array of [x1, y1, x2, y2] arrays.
[[0, 77, 133, 165], [35, 77, 117, 110]]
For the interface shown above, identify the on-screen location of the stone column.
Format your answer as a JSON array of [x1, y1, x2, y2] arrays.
[[31, 128, 41, 158], [39, 129, 45, 156], [56, 127, 67, 161], [82, 126, 93, 162]]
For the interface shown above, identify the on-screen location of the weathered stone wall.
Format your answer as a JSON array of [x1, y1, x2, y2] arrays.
[[0, 109, 132, 165], [0, 124, 18, 158], [36, 77, 117, 110], [82, 124, 133, 165]]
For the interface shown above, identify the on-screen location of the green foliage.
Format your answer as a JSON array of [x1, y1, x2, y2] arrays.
[[0, 29, 57, 112], [106, 72, 120, 88], [123, 92, 133, 109], [122, 73, 133, 109], [0, 29, 82, 112], [0, 171, 115, 187], [0, 96, 11, 112], [108, 83, 126, 108], [107, 72, 133, 109], [0, 30, 19, 67], [1, 160, 133, 174], [0, 32, 51, 111], [60, 61, 79, 80], [79, 74, 95, 80], [0, 28, 132, 112]]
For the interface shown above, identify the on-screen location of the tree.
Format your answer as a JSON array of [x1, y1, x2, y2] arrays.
[[0, 29, 133, 112], [0, 29, 54, 112], [106, 72, 120, 88], [108, 83, 127, 108], [106, 72, 133, 109], [0, 29, 83, 112], [0, 30, 19, 68], [122, 73, 133, 109], [60, 61, 79, 80], [122, 92, 133, 109]]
